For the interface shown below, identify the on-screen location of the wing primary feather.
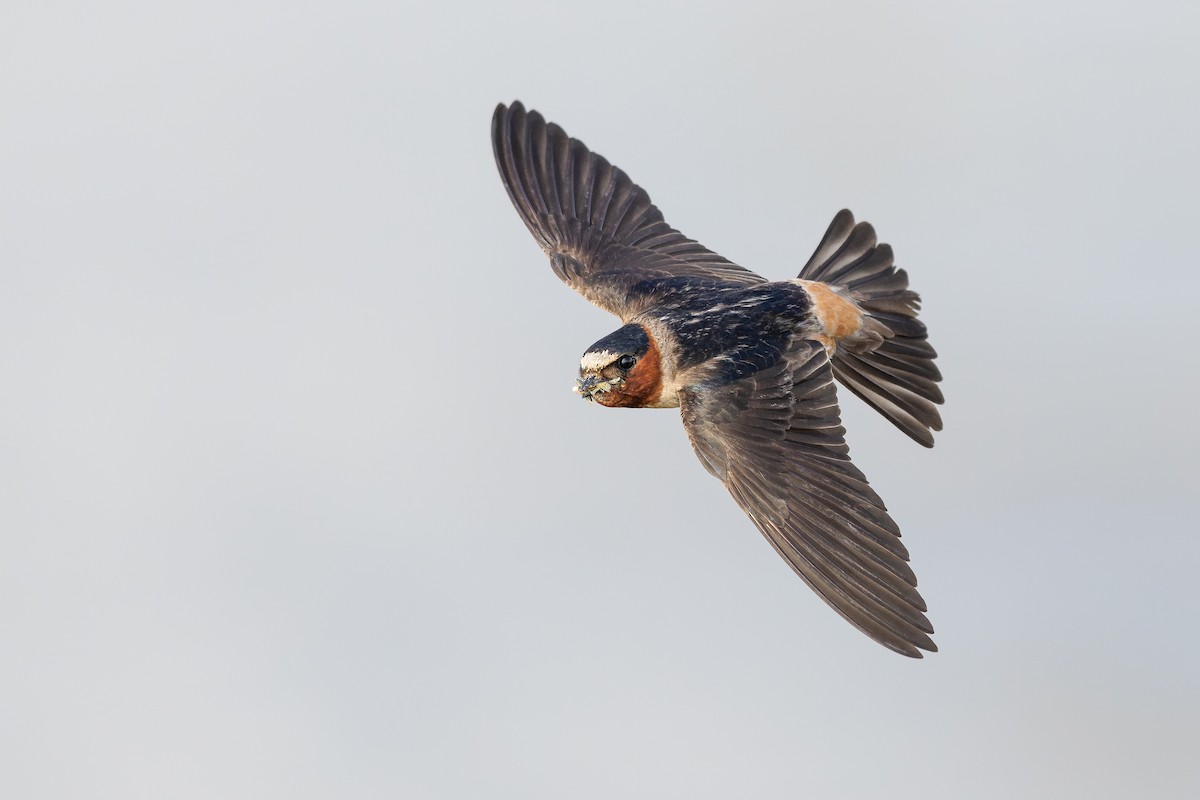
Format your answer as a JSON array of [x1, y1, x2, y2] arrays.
[[491, 101, 766, 317], [680, 341, 935, 656], [550, 122, 574, 221], [523, 110, 551, 218], [493, 105, 534, 241], [760, 516, 933, 656], [532, 115, 563, 220], [777, 520, 931, 631]]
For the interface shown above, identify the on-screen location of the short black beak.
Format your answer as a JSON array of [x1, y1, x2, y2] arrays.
[[575, 374, 602, 400]]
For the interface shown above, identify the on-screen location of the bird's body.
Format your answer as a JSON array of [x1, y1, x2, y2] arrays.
[[583, 279, 813, 408], [492, 101, 944, 657]]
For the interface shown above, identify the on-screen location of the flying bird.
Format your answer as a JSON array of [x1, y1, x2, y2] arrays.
[[491, 101, 944, 657]]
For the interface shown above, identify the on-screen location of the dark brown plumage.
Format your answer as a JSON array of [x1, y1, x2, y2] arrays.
[[492, 101, 944, 657]]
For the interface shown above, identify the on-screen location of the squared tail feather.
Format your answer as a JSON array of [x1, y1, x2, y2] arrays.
[[799, 210, 943, 447]]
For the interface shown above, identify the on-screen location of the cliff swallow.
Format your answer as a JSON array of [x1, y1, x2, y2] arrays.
[[492, 102, 944, 657]]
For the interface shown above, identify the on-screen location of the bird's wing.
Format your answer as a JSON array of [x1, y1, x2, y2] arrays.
[[492, 101, 766, 320], [679, 337, 935, 657]]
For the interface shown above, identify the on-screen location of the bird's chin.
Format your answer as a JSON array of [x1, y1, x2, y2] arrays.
[[575, 376, 624, 403]]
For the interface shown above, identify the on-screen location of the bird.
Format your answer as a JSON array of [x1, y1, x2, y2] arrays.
[[491, 101, 944, 657]]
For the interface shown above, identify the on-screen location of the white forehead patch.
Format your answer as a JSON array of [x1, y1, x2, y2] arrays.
[[580, 349, 618, 372]]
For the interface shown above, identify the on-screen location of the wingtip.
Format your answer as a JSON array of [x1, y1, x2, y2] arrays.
[[492, 100, 528, 130], [491, 103, 505, 139], [893, 636, 937, 658]]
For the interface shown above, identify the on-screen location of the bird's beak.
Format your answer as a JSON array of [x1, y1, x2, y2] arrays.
[[574, 373, 621, 401]]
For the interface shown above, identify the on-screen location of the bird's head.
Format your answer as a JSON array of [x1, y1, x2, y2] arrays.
[[575, 323, 665, 408]]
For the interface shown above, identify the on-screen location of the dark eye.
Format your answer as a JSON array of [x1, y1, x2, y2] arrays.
[[616, 355, 637, 370]]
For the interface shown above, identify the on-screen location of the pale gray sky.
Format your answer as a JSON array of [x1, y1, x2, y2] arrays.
[[2, 1, 1198, 797]]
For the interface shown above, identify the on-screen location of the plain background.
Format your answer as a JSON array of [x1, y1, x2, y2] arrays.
[[3, 1, 1198, 797]]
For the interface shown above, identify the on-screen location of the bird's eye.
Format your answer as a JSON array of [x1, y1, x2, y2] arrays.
[[616, 355, 637, 370]]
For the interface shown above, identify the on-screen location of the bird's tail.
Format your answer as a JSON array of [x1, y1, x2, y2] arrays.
[[797, 210, 943, 447]]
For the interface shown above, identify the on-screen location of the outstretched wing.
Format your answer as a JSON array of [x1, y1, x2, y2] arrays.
[[680, 338, 935, 657], [492, 101, 765, 320]]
